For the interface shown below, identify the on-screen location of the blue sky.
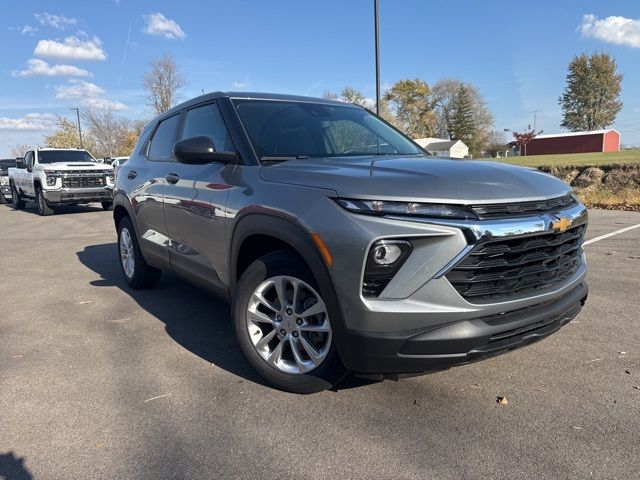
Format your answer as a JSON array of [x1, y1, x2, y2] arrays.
[[1, 0, 640, 157]]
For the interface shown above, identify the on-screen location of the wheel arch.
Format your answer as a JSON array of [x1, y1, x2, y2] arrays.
[[230, 213, 348, 344]]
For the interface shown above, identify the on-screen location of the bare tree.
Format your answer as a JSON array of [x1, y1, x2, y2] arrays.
[[11, 144, 30, 158], [82, 108, 133, 158], [142, 54, 187, 115]]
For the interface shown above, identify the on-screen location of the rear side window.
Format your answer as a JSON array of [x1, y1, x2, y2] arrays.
[[181, 103, 234, 152], [148, 114, 180, 160]]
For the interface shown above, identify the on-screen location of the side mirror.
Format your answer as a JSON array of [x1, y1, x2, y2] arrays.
[[173, 136, 237, 165], [26, 159, 33, 172]]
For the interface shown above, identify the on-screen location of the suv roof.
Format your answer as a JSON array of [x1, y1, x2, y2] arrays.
[[161, 91, 351, 121]]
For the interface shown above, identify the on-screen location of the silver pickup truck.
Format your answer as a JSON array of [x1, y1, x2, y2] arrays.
[[9, 148, 114, 215]]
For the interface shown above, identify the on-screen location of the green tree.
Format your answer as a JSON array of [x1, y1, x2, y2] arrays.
[[431, 78, 494, 154], [559, 53, 623, 131], [449, 85, 476, 146], [384, 79, 435, 138]]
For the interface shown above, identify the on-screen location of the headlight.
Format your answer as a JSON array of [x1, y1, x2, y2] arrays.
[[336, 198, 478, 220], [363, 239, 412, 297], [44, 170, 61, 186], [0, 176, 8, 186]]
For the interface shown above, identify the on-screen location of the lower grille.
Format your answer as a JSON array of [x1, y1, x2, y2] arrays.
[[445, 225, 585, 302], [62, 176, 105, 188]]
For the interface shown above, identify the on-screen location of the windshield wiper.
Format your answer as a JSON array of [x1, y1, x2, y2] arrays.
[[260, 155, 310, 164]]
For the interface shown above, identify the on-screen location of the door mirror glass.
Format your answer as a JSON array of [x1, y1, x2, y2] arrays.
[[173, 136, 236, 164]]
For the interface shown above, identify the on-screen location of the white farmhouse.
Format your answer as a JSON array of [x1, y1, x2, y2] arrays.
[[413, 137, 469, 159]]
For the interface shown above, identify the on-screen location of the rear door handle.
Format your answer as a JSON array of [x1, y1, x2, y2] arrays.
[[165, 173, 179, 184], [126, 170, 137, 180]]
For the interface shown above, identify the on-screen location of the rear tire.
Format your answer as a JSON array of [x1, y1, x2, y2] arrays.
[[11, 185, 25, 210], [36, 187, 54, 216], [117, 216, 161, 289], [232, 250, 347, 393], [101, 201, 113, 211]]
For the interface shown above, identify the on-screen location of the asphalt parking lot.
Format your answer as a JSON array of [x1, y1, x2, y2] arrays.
[[1, 204, 639, 480]]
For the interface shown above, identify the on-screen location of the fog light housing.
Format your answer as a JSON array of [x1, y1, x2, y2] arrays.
[[362, 239, 412, 297]]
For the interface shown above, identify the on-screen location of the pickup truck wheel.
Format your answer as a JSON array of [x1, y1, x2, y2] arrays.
[[233, 250, 347, 393], [11, 185, 25, 210], [101, 201, 113, 211], [117, 216, 161, 289], [36, 187, 54, 216]]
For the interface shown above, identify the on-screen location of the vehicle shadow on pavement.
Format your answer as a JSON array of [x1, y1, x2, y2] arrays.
[[76, 242, 377, 392], [0, 452, 33, 480], [6, 203, 104, 216], [76, 242, 279, 389]]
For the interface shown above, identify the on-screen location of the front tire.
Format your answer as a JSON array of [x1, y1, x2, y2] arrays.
[[11, 185, 25, 210], [36, 187, 54, 216], [117, 216, 162, 289], [232, 250, 347, 393]]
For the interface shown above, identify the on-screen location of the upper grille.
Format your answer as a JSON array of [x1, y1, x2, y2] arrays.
[[445, 224, 585, 302], [470, 194, 577, 219], [62, 175, 105, 188]]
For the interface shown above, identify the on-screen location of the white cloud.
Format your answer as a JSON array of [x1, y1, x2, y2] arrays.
[[34, 13, 77, 30], [34, 35, 107, 61], [580, 14, 640, 48], [143, 13, 186, 40], [230, 81, 248, 89], [13, 58, 92, 78], [0, 113, 57, 131], [54, 79, 128, 110], [21, 25, 38, 35]]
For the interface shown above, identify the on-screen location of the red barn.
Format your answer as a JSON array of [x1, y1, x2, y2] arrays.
[[521, 129, 620, 156]]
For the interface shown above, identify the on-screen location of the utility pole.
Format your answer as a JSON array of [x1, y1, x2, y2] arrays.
[[70, 107, 83, 149], [374, 0, 381, 115], [529, 110, 541, 131]]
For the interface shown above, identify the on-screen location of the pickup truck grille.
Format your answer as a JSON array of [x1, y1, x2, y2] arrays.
[[470, 194, 577, 219], [62, 175, 105, 189], [445, 225, 585, 302]]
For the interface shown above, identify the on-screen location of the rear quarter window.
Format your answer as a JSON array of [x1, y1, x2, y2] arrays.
[[147, 114, 181, 161]]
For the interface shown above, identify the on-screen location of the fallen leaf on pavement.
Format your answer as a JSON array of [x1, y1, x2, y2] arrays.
[[497, 396, 508, 405]]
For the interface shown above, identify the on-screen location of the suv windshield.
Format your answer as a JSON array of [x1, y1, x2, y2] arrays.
[[38, 150, 96, 164], [0, 159, 16, 173], [232, 99, 424, 161]]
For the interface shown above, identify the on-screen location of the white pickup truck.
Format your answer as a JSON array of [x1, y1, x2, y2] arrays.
[[8, 148, 114, 215]]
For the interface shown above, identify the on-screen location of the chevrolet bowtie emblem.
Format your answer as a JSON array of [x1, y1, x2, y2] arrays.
[[551, 217, 571, 233]]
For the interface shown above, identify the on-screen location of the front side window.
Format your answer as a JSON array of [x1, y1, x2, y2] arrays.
[[37, 150, 96, 164], [232, 99, 423, 161], [148, 114, 181, 161], [181, 103, 234, 152]]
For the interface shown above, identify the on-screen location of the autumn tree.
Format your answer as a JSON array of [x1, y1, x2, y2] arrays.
[[559, 53, 623, 131], [383, 79, 435, 138], [43, 116, 82, 149], [142, 54, 187, 115]]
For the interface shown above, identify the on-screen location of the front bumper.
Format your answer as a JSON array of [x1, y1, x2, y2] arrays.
[[43, 187, 113, 204], [339, 281, 587, 375]]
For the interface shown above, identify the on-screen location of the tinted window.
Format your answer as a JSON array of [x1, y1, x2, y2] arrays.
[[181, 103, 234, 152], [37, 150, 96, 164], [148, 114, 181, 160]]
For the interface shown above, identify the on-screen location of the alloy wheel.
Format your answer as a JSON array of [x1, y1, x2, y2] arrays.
[[246, 275, 332, 374], [119, 227, 135, 278]]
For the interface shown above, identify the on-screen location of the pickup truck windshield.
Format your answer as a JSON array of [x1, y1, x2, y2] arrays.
[[232, 99, 424, 161], [37, 150, 96, 164]]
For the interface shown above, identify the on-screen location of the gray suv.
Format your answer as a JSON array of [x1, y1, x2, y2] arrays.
[[113, 92, 588, 393]]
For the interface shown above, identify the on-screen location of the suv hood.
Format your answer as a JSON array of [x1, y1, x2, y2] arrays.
[[41, 162, 113, 171], [259, 156, 571, 204]]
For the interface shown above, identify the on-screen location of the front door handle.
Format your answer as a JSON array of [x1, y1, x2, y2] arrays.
[[165, 173, 180, 184], [126, 170, 137, 180]]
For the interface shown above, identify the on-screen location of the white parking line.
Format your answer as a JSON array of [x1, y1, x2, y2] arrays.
[[583, 223, 640, 246]]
